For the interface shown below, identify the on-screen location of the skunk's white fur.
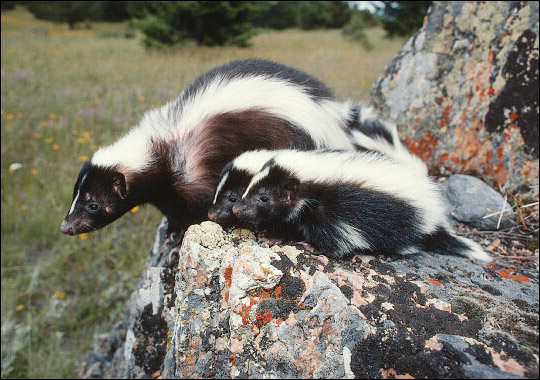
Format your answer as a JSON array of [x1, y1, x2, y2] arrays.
[[349, 104, 427, 174], [92, 75, 356, 172]]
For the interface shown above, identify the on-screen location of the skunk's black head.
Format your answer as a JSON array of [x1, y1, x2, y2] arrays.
[[60, 162, 133, 235], [208, 163, 251, 227], [232, 165, 299, 226]]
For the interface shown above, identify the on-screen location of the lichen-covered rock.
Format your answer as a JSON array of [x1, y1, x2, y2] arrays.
[[79, 220, 538, 379], [370, 1, 539, 193]]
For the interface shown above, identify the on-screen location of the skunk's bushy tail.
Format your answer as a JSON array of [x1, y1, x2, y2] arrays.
[[418, 226, 491, 261]]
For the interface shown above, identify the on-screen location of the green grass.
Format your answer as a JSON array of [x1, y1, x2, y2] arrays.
[[1, 7, 407, 378]]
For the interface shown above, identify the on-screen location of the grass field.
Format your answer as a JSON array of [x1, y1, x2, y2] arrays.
[[1, 7, 407, 378]]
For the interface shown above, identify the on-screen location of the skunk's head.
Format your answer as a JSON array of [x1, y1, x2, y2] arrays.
[[232, 165, 299, 226], [208, 187, 242, 226], [60, 162, 133, 235], [208, 162, 247, 227]]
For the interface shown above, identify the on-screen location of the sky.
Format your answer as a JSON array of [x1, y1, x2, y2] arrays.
[[349, 1, 382, 12]]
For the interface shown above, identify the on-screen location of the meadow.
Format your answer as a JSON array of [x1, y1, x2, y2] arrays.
[[1, 7, 407, 378]]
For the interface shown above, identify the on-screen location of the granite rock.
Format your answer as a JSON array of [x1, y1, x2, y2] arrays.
[[370, 1, 539, 194], [79, 220, 539, 379]]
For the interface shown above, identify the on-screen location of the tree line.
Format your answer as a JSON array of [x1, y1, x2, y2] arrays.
[[1, 1, 432, 48]]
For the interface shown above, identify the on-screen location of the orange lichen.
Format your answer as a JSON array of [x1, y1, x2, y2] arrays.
[[320, 321, 332, 335], [256, 309, 273, 327], [496, 268, 531, 283], [223, 266, 233, 303], [228, 355, 238, 366], [438, 152, 450, 166], [439, 105, 453, 128], [403, 133, 437, 164], [426, 279, 442, 286], [233, 297, 259, 326], [274, 285, 282, 299]]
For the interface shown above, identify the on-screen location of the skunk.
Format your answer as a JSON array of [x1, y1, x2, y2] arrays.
[[60, 59, 358, 236], [232, 149, 490, 261]]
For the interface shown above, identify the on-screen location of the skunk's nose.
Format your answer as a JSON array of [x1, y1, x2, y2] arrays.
[[60, 220, 74, 235]]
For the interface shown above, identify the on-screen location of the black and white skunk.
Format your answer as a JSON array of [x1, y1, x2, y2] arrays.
[[60, 59, 359, 236], [232, 149, 490, 261]]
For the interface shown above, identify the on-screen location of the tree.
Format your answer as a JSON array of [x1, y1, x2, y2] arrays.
[[297, 1, 352, 30], [341, 9, 381, 50], [380, 1, 432, 37], [250, 1, 300, 30], [128, 1, 270, 47], [26, 1, 99, 29], [25, 1, 131, 27]]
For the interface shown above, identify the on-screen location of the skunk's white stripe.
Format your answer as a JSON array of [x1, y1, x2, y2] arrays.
[[335, 222, 371, 252], [232, 150, 276, 173], [92, 126, 153, 171], [350, 130, 427, 175], [285, 199, 308, 223], [69, 173, 87, 215], [174, 75, 353, 150], [243, 166, 271, 198], [213, 171, 229, 205], [91, 74, 355, 172]]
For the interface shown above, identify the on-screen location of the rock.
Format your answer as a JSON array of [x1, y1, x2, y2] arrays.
[[441, 174, 516, 229], [370, 1, 539, 194], [79, 220, 539, 379]]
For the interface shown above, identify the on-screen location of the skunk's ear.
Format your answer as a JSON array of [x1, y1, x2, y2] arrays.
[[112, 172, 127, 199], [284, 178, 299, 202]]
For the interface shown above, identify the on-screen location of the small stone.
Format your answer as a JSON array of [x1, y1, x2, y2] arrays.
[[440, 174, 515, 230]]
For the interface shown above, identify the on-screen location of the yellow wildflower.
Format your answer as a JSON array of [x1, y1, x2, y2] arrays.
[[45, 137, 53, 144], [130, 206, 140, 213], [34, 132, 42, 138], [80, 155, 89, 162], [52, 144, 60, 150], [80, 233, 88, 240], [49, 113, 57, 119], [31, 168, 38, 175], [16, 304, 25, 311], [54, 291, 66, 299], [7, 114, 14, 120]]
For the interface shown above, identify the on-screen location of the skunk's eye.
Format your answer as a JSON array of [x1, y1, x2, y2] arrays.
[[87, 203, 100, 214], [229, 197, 237, 203], [260, 196, 269, 203]]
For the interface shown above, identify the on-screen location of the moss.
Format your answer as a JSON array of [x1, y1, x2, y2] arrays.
[[450, 296, 487, 321]]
